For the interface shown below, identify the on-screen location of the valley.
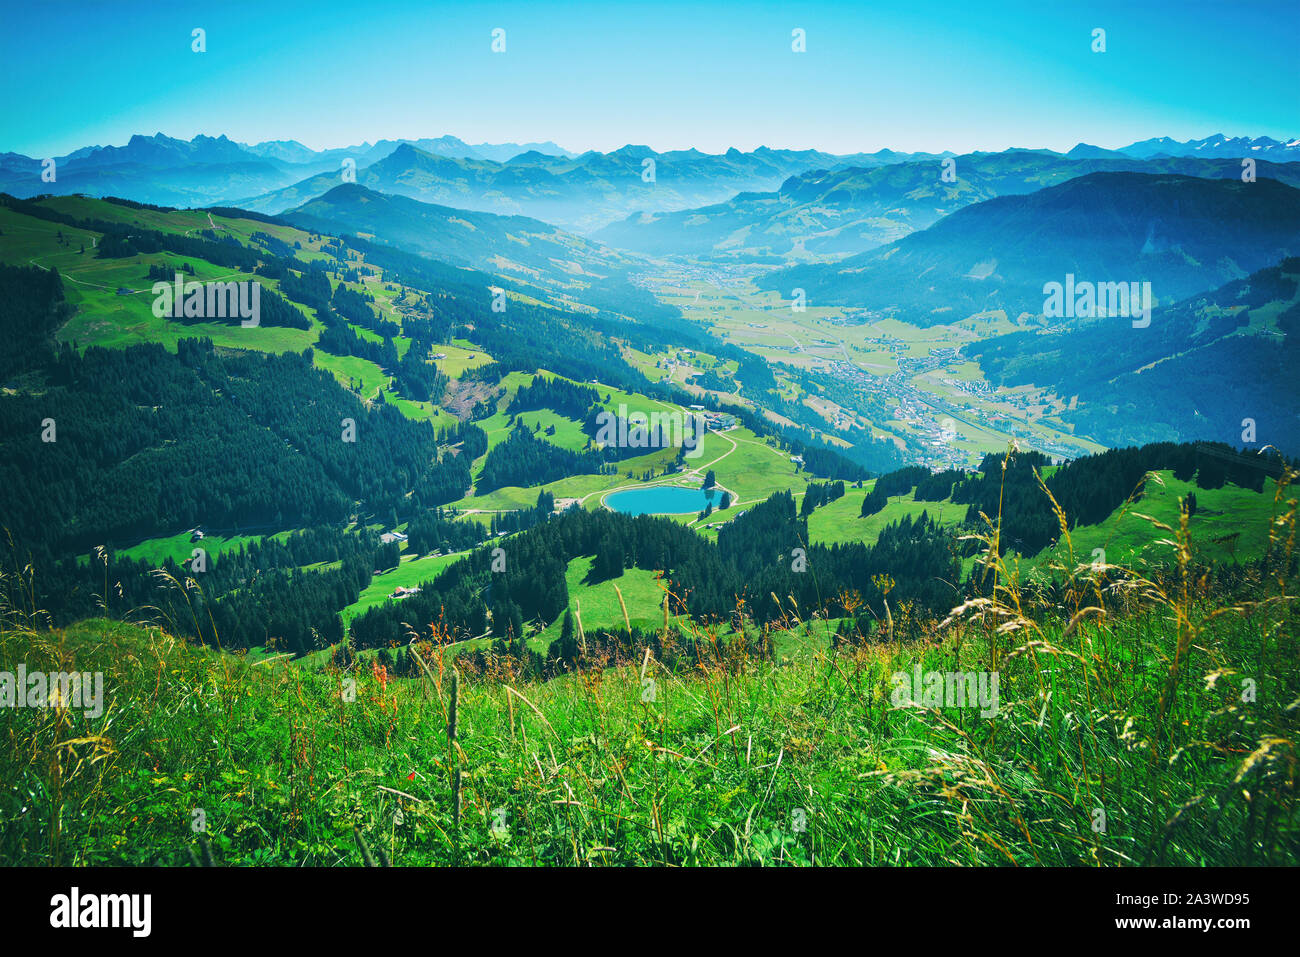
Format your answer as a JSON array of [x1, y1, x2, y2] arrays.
[[1, 119, 1296, 877], [637, 260, 1108, 467], [2, 165, 1295, 668]]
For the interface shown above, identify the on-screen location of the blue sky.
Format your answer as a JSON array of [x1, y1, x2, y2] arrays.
[[3, 0, 1296, 157]]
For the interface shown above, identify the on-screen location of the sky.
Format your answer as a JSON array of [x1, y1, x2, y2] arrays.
[[2, 0, 1297, 158]]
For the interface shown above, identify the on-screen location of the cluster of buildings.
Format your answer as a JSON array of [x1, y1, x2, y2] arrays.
[[834, 308, 891, 325], [828, 359, 876, 390], [703, 411, 737, 431], [856, 333, 912, 356], [946, 376, 993, 398]]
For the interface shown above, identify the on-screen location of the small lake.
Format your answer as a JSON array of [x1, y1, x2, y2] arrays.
[[605, 485, 717, 515]]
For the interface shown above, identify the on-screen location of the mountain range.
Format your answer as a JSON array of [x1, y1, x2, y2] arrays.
[[0, 133, 575, 210], [966, 257, 1300, 452], [282, 183, 630, 297], [240, 135, 574, 165], [757, 172, 1300, 324], [237, 143, 946, 232], [594, 152, 1300, 259], [6, 132, 1294, 235]]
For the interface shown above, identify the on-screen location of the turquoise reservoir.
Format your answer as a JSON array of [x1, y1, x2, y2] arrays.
[[605, 486, 717, 515]]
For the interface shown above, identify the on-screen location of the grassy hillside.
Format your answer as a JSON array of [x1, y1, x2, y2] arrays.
[[1028, 470, 1286, 571], [342, 551, 469, 625], [284, 183, 631, 297], [0, 196, 478, 432], [808, 485, 954, 547], [2, 187, 1296, 869], [0, 204, 320, 355], [3, 526, 1295, 866], [533, 556, 667, 645]]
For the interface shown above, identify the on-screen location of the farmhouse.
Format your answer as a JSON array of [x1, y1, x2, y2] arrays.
[[704, 412, 736, 430]]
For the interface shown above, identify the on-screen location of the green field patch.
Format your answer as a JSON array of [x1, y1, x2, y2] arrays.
[[510, 409, 590, 452], [90, 528, 297, 568], [533, 556, 667, 648], [429, 343, 494, 378], [1028, 470, 1281, 573], [342, 550, 469, 625], [807, 485, 961, 547]]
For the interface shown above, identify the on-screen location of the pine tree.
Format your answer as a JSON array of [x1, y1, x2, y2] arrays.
[[557, 609, 577, 666]]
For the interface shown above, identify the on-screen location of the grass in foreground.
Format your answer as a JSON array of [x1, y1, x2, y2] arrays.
[[0, 468, 1296, 866]]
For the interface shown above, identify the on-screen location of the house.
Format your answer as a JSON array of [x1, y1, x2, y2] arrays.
[[379, 531, 408, 545], [389, 586, 420, 600], [189, 529, 205, 542]]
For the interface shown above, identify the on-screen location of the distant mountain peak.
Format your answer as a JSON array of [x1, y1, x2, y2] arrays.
[[1119, 134, 1299, 160], [1066, 142, 1126, 159], [504, 149, 558, 164]]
